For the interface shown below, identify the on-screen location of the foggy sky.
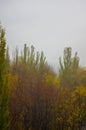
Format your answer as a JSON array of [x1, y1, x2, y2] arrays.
[[0, 0, 86, 69]]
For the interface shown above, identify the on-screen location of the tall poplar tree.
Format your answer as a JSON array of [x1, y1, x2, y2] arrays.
[[0, 24, 9, 130], [59, 47, 79, 88]]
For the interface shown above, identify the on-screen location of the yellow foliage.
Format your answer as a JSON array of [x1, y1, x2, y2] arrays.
[[45, 75, 54, 86], [75, 86, 86, 96], [5, 73, 18, 93], [72, 86, 86, 100], [53, 77, 60, 87], [45, 74, 60, 87]]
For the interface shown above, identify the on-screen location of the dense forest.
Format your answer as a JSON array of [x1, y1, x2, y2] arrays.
[[0, 25, 86, 130]]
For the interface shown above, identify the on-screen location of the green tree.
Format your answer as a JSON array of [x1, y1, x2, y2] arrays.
[[6, 46, 10, 69], [24, 44, 27, 64], [59, 47, 79, 88], [15, 47, 18, 66], [0, 25, 9, 130]]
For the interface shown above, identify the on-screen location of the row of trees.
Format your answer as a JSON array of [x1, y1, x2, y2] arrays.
[[0, 24, 86, 130]]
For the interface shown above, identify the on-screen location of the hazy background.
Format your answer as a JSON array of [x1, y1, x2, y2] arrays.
[[0, 0, 86, 69]]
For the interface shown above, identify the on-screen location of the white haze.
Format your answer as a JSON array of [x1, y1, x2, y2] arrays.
[[0, 0, 86, 69]]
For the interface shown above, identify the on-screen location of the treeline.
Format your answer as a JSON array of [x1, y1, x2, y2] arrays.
[[0, 25, 86, 130]]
